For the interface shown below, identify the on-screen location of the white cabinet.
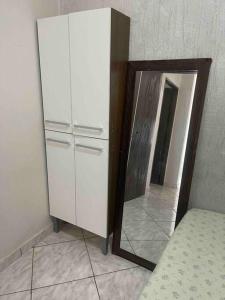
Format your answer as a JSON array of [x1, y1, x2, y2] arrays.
[[45, 131, 76, 224], [69, 9, 111, 139], [75, 137, 109, 237], [38, 16, 72, 133], [38, 8, 130, 242]]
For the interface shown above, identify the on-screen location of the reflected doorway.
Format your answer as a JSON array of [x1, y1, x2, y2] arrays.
[[151, 80, 178, 185]]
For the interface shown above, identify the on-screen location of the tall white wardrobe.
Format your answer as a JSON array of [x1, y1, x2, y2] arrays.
[[37, 8, 130, 253]]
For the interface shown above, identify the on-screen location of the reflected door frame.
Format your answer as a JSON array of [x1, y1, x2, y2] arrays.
[[125, 71, 162, 201], [151, 78, 178, 186], [112, 58, 212, 271]]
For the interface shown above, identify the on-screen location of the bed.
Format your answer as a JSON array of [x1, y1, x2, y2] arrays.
[[139, 208, 225, 300]]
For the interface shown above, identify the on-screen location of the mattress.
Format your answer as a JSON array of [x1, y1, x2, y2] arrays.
[[139, 208, 225, 300]]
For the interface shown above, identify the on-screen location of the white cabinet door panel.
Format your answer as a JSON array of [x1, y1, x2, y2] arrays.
[[38, 16, 72, 133], [45, 131, 76, 224], [75, 136, 109, 237], [69, 9, 111, 139]]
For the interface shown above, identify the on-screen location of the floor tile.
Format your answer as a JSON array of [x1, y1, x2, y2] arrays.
[[95, 267, 151, 300], [35, 223, 83, 246], [0, 291, 31, 300], [86, 237, 136, 276], [120, 230, 127, 241], [0, 250, 32, 296], [156, 221, 175, 237], [124, 197, 154, 211], [144, 207, 177, 221], [123, 205, 149, 222], [32, 278, 98, 300], [123, 219, 169, 241], [130, 240, 168, 264], [126, 195, 176, 211], [120, 241, 134, 253], [148, 184, 179, 202], [32, 240, 92, 288], [145, 196, 177, 210]]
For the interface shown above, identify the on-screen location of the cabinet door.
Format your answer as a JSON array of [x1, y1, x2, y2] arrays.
[[69, 9, 111, 139], [75, 136, 108, 237], [38, 16, 72, 133], [45, 131, 76, 224]]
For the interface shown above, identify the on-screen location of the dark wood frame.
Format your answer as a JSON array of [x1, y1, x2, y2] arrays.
[[112, 58, 212, 271]]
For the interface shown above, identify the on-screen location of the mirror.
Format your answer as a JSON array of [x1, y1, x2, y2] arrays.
[[121, 71, 197, 263], [112, 59, 212, 270]]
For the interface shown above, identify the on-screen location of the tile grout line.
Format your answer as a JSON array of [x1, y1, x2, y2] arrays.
[[123, 230, 136, 255], [34, 237, 84, 248], [123, 229, 167, 266], [123, 239, 168, 242], [34, 235, 96, 248], [141, 205, 156, 221], [28, 266, 141, 294], [0, 289, 31, 297], [0, 237, 143, 298], [82, 233, 101, 300], [1, 228, 151, 298], [153, 219, 170, 239], [30, 248, 34, 300], [155, 222, 172, 239], [30, 264, 141, 293], [94, 265, 140, 278], [127, 240, 136, 255], [141, 205, 173, 239], [31, 275, 94, 291]]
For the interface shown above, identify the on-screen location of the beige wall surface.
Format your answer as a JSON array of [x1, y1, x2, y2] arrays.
[[0, 0, 59, 259], [61, 0, 225, 213]]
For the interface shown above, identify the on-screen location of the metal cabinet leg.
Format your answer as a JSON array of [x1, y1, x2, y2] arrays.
[[101, 237, 109, 255], [52, 217, 60, 233]]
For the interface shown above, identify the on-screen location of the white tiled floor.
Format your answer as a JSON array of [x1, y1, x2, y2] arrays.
[[121, 184, 178, 264], [0, 224, 151, 300]]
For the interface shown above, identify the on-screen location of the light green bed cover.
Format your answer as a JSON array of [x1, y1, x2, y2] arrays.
[[140, 208, 225, 300]]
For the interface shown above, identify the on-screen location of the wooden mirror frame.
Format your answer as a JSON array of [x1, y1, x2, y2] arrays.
[[112, 58, 212, 271]]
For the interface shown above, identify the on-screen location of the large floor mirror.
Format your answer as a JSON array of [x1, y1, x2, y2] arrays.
[[112, 59, 212, 270]]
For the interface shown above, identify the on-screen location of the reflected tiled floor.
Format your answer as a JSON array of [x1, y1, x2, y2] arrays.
[[130, 241, 168, 264], [121, 184, 178, 264], [0, 224, 152, 300]]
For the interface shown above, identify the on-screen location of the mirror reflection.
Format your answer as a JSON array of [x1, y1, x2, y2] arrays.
[[120, 71, 197, 264]]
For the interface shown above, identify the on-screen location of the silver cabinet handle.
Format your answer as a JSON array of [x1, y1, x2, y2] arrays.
[[75, 143, 103, 152], [46, 138, 70, 146], [45, 120, 70, 127], [74, 124, 103, 131]]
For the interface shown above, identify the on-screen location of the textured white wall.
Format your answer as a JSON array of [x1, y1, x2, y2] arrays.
[[165, 74, 197, 188], [60, 0, 225, 213], [0, 0, 59, 259]]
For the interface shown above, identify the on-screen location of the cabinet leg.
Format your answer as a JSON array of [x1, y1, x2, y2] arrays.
[[52, 217, 60, 233], [101, 237, 109, 255]]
